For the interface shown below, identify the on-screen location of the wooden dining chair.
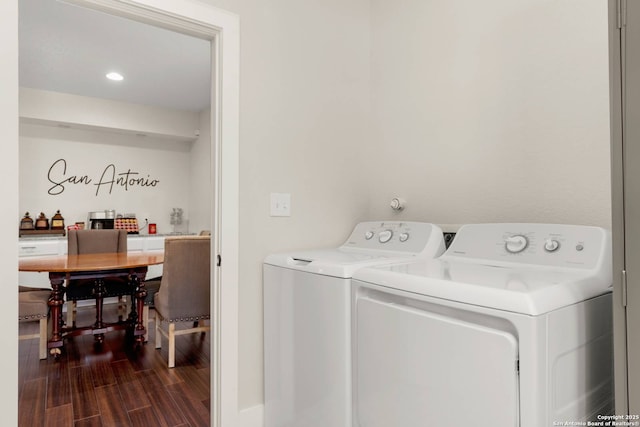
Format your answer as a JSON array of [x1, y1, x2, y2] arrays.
[[154, 235, 210, 368], [66, 229, 129, 328], [19, 287, 50, 359]]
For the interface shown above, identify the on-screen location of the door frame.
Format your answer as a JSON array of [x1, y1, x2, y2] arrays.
[[610, 0, 629, 414], [10, 0, 240, 425]]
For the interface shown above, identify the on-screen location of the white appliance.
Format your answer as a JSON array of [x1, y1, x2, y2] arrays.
[[263, 221, 446, 427], [352, 223, 613, 427]]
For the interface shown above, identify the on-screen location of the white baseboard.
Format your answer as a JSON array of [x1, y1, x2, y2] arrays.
[[238, 404, 263, 427]]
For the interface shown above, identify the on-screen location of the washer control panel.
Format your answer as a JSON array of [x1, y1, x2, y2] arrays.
[[342, 221, 445, 255], [378, 229, 394, 243], [503, 234, 561, 254], [445, 223, 609, 269], [504, 235, 528, 253]]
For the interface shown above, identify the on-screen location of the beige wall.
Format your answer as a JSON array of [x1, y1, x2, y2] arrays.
[[204, 0, 612, 413], [1, 0, 612, 421], [366, 0, 611, 228], [200, 0, 372, 410]]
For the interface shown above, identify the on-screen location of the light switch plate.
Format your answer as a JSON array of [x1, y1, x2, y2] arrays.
[[270, 193, 291, 217]]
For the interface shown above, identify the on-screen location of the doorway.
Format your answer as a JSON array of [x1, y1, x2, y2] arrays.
[[13, 0, 239, 426]]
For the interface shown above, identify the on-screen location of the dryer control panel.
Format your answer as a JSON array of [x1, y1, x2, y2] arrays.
[[444, 223, 610, 270], [341, 221, 445, 256]]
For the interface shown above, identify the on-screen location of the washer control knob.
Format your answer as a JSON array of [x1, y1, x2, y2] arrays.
[[399, 232, 409, 242], [378, 229, 393, 243], [505, 235, 528, 253], [544, 239, 560, 252], [365, 231, 374, 240]]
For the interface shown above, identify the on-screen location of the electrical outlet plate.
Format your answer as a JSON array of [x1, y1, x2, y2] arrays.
[[270, 193, 291, 217]]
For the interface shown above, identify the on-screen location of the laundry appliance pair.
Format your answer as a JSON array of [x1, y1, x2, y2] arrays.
[[263, 221, 613, 427]]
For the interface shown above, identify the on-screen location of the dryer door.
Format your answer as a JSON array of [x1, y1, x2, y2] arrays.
[[355, 296, 519, 427]]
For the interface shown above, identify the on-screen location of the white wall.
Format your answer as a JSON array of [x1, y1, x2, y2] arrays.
[[366, 0, 611, 229], [19, 122, 191, 232], [201, 0, 372, 411], [188, 108, 213, 234], [20, 87, 200, 141], [19, 89, 210, 234]]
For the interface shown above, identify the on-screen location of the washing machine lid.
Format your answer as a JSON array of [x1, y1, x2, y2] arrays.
[[264, 249, 422, 279], [353, 259, 612, 315]]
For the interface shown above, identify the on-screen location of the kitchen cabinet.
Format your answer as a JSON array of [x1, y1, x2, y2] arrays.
[[19, 239, 66, 258], [19, 238, 66, 288]]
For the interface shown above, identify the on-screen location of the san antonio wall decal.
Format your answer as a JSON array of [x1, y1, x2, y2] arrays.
[[47, 158, 160, 196]]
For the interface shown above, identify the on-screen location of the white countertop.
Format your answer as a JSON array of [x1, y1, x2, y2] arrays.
[[19, 232, 194, 241]]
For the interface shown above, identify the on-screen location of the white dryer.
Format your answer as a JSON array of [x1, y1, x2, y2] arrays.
[[263, 221, 446, 427], [351, 223, 613, 427]]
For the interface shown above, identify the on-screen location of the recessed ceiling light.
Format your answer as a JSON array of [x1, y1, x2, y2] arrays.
[[106, 72, 124, 81]]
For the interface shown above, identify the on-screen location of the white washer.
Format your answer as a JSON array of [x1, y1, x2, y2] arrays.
[[263, 221, 446, 427], [352, 223, 613, 427]]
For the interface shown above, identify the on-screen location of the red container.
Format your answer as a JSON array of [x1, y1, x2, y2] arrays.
[[149, 223, 157, 234]]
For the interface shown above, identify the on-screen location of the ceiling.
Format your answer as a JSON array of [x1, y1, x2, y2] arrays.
[[19, 0, 211, 112]]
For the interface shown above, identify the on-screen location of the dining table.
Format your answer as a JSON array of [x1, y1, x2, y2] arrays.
[[19, 251, 164, 357]]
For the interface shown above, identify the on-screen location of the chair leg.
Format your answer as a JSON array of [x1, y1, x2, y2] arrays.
[[142, 305, 149, 342], [199, 319, 207, 339], [155, 311, 161, 349], [168, 323, 176, 368], [38, 317, 47, 360], [67, 300, 77, 328], [152, 319, 210, 368], [117, 296, 125, 321]]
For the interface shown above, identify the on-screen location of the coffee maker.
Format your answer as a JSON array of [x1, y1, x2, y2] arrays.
[[88, 210, 115, 229]]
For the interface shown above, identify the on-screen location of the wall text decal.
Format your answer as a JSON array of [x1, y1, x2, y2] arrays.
[[47, 158, 160, 196]]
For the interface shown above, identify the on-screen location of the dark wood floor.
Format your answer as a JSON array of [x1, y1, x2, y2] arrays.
[[19, 304, 211, 427]]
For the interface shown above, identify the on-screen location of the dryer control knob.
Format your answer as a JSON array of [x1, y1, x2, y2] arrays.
[[365, 231, 374, 240], [505, 235, 528, 253], [399, 233, 409, 242], [378, 229, 393, 243], [544, 239, 560, 252]]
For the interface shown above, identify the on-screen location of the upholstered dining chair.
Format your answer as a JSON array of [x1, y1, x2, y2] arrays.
[[142, 230, 211, 341], [154, 235, 210, 368], [66, 229, 129, 328], [19, 287, 50, 359]]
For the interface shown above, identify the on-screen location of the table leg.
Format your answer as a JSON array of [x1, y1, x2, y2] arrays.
[[93, 279, 105, 343], [48, 273, 66, 356], [130, 273, 147, 345]]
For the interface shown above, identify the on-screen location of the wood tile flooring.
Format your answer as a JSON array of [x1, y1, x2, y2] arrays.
[[19, 305, 211, 427]]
